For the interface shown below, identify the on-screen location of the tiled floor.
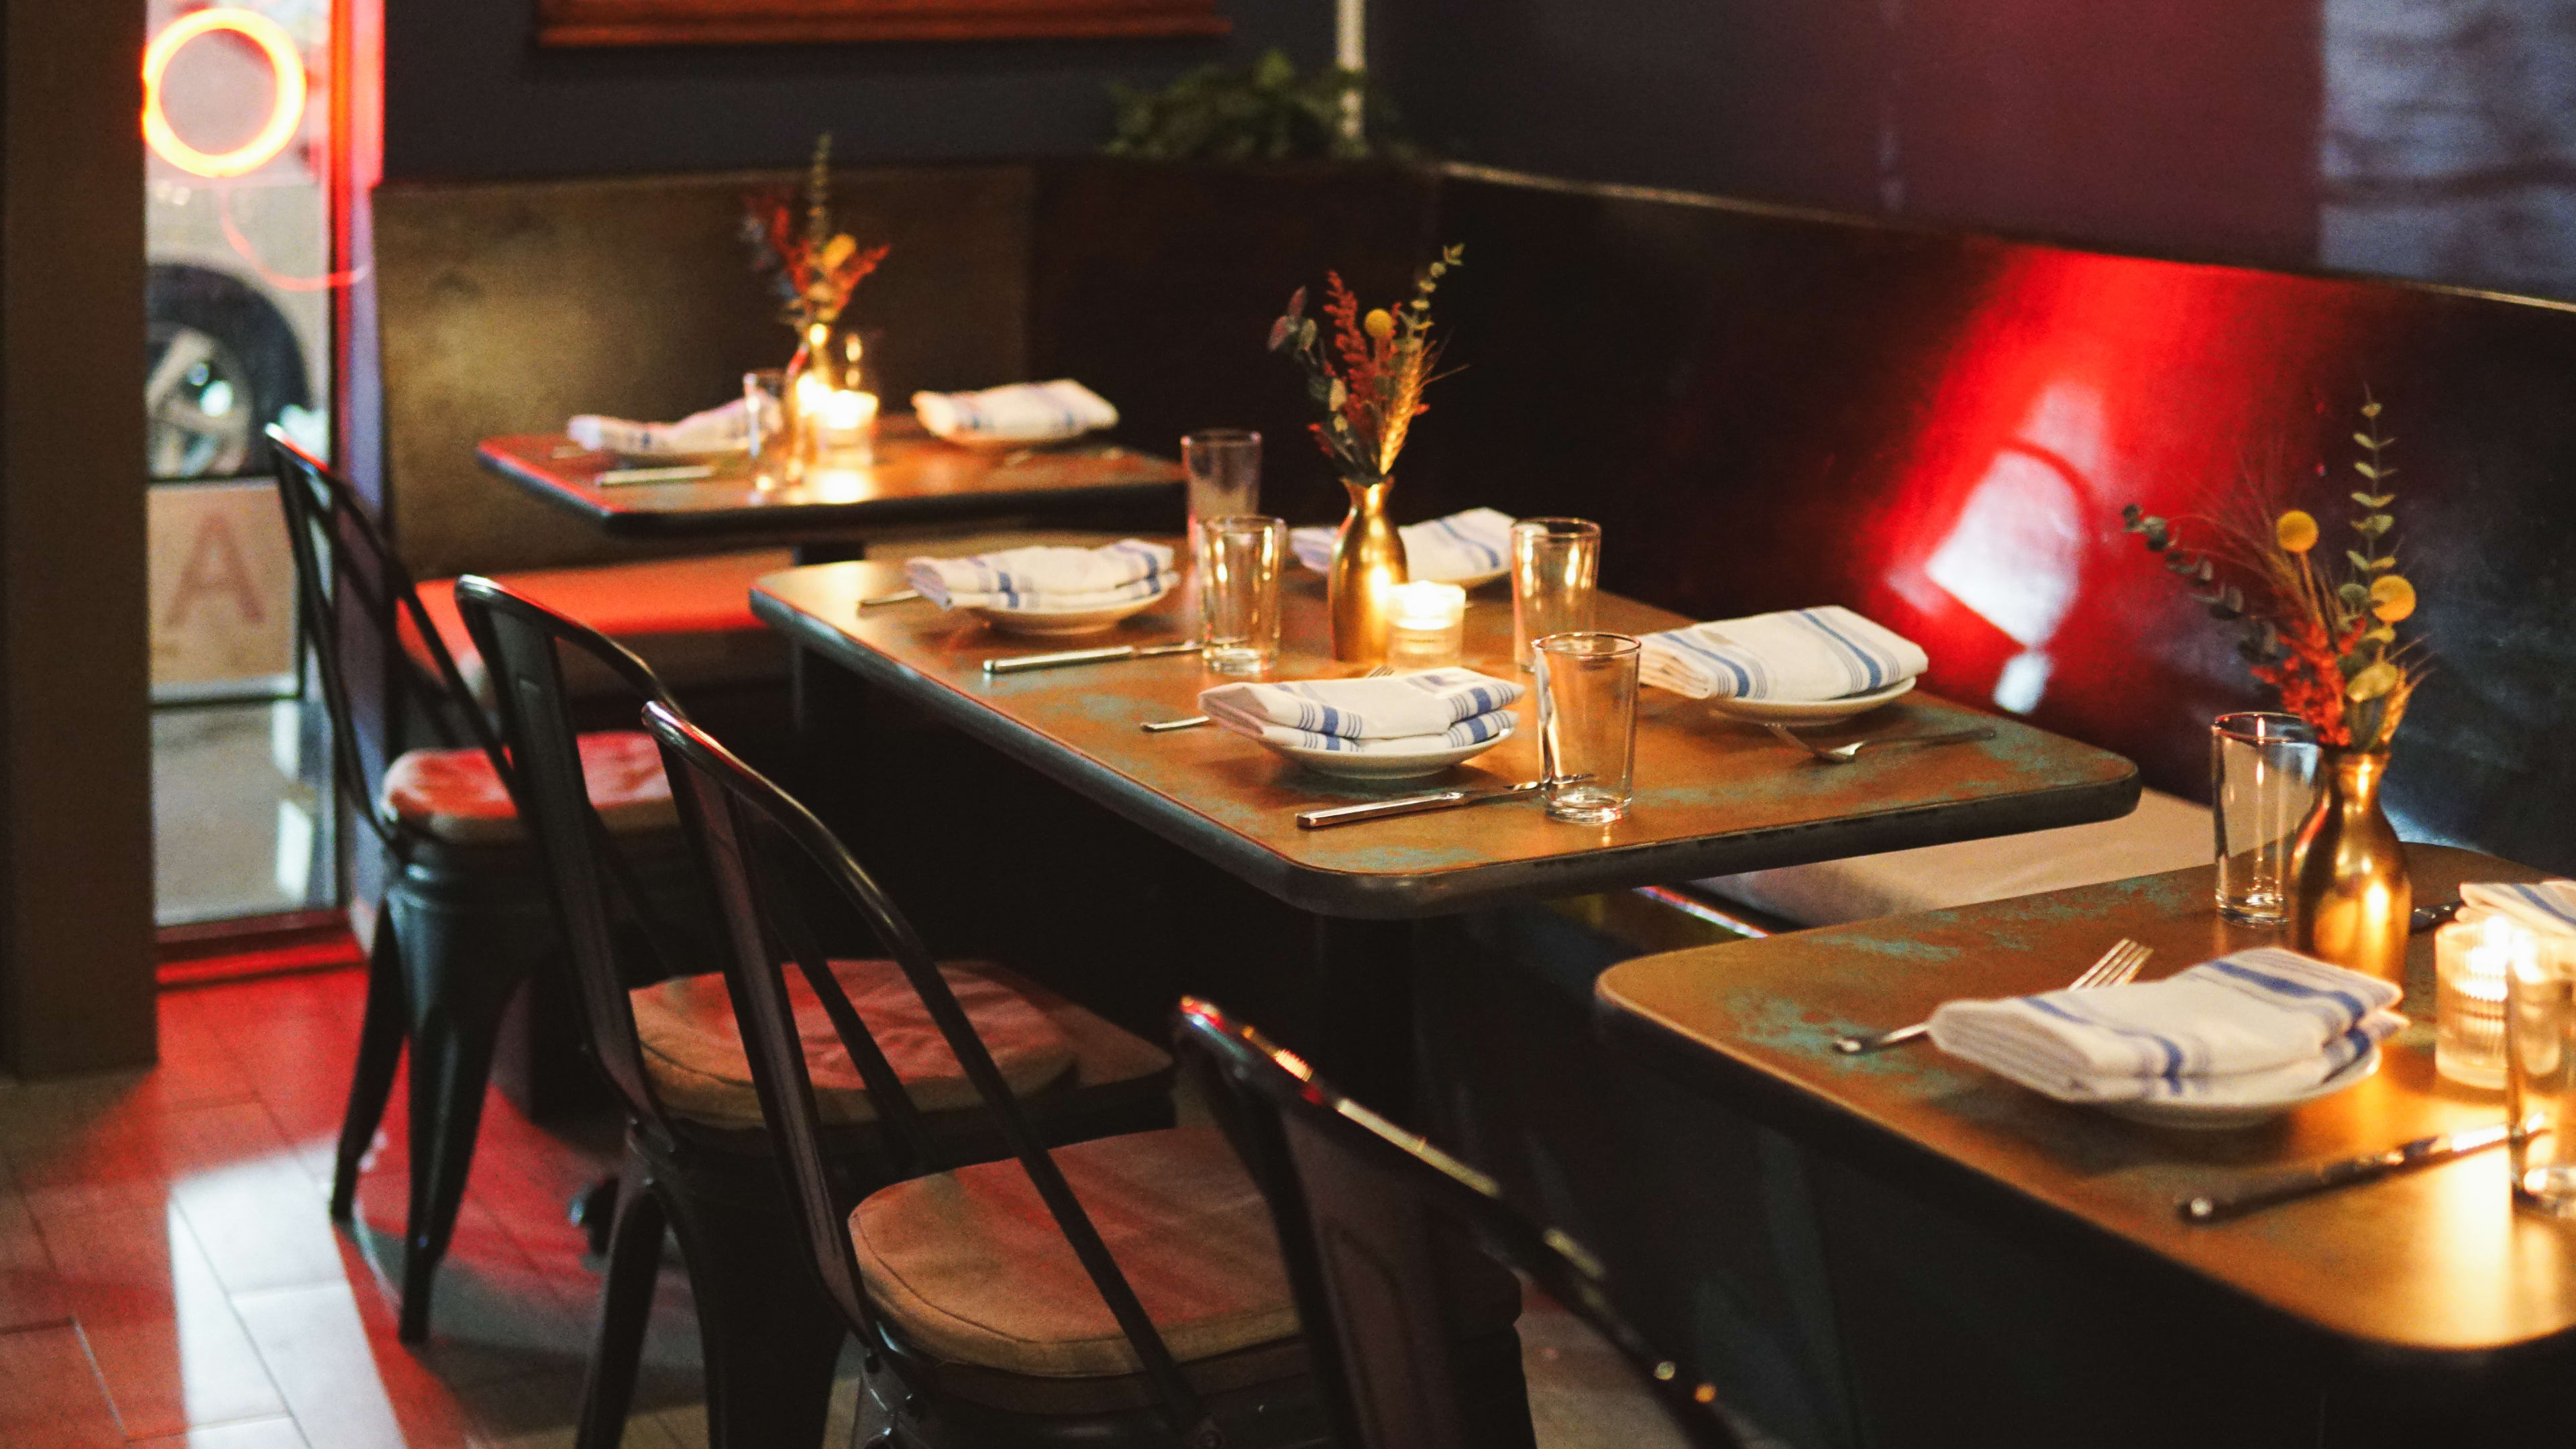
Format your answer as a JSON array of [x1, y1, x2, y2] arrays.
[[0, 967, 1695, 1449]]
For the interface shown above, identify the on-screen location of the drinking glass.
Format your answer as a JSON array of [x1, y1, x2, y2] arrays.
[[1536, 632, 1640, 824], [1183, 430, 1263, 559], [1199, 515, 1285, 675], [2210, 712, 2320, 925], [1512, 519, 1601, 670], [744, 368, 789, 483], [2507, 928, 2576, 1216]]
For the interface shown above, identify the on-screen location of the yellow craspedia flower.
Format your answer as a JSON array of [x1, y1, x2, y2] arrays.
[[1363, 308, 1395, 340], [2369, 574, 2416, 622], [2274, 510, 2318, 553]]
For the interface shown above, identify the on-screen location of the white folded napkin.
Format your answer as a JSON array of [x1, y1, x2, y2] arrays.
[[567, 398, 749, 458], [1926, 948, 2405, 1105], [906, 539, 1175, 611], [1641, 606, 1927, 701], [1200, 667, 1523, 754], [2461, 880, 2576, 942], [911, 380, 1118, 445], [1290, 508, 1516, 582]]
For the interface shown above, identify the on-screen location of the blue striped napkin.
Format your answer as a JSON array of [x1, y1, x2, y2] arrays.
[[911, 380, 1118, 445], [1200, 668, 1523, 755], [1640, 606, 1927, 701], [2462, 880, 2576, 941], [1925, 948, 2405, 1105], [1290, 508, 1515, 583], [906, 539, 1173, 610]]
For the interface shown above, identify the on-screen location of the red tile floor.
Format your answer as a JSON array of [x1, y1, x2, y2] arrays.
[[0, 967, 1697, 1449]]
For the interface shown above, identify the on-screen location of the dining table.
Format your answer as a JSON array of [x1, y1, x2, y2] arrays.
[[474, 415, 1184, 554], [753, 540, 2143, 1106], [1595, 842, 2576, 1444]]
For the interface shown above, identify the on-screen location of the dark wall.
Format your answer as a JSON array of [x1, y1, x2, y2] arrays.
[[1381, 0, 2323, 273], [380, 0, 1334, 181]]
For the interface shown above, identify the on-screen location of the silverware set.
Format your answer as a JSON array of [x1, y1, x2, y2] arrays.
[[1295, 775, 1585, 830], [1833, 937, 2151, 1055]]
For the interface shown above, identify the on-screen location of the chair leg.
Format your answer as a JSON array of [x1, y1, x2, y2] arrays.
[[330, 919, 410, 1222], [661, 1166, 846, 1449], [395, 969, 522, 1343], [576, 1157, 668, 1449]]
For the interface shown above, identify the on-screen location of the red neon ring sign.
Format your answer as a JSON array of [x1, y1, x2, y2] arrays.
[[144, 9, 307, 180]]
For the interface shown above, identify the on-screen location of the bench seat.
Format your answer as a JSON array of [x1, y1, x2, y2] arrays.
[[415, 548, 793, 700], [1688, 787, 2210, 929]]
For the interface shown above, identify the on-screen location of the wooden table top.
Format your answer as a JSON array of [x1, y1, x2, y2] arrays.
[[1597, 843, 2575, 1362], [752, 551, 2141, 919], [476, 417, 1184, 540]]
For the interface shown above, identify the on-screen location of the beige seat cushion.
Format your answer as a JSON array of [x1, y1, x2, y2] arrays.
[[380, 729, 676, 845], [1690, 785, 2211, 928], [631, 959, 1079, 1129], [851, 1126, 1298, 1378]]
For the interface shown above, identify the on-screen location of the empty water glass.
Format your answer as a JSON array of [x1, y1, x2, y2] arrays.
[[2210, 712, 2320, 925], [1536, 632, 1640, 824], [1183, 430, 1263, 559], [1199, 515, 1285, 675], [1512, 518, 1601, 670], [2510, 930, 2576, 1216]]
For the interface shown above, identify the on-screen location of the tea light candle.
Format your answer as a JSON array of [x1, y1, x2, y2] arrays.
[[2436, 909, 2522, 1089], [794, 374, 879, 459], [1385, 580, 1466, 670]]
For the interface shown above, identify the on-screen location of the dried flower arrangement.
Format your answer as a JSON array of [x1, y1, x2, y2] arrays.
[[741, 133, 890, 339], [1267, 244, 1464, 482], [2123, 396, 2422, 751]]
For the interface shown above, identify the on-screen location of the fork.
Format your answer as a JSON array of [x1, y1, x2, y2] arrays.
[[1142, 664, 1394, 733], [1768, 722, 1996, 764], [1832, 937, 2152, 1055]]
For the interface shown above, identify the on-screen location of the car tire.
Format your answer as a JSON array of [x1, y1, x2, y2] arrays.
[[146, 262, 311, 480]]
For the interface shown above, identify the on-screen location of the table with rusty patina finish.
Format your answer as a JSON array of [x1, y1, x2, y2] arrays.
[[476, 416, 1183, 543], [1597, 843, 2575, 1442], [753, 546, 2140, 1106]]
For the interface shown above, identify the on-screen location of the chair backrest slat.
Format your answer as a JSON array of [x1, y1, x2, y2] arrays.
[[641, 701, 1220, 1442], [1175, 997, 1749, 1449], [266, 425, 503, 853]]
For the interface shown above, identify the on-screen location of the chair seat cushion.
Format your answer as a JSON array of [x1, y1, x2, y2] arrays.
[[1690, 786, 2211, 928], [850, 1126, 1298, 1379], [380, 729, 675, 845], [414, 549, 794, 700], [630, 959, 1081, 1130]]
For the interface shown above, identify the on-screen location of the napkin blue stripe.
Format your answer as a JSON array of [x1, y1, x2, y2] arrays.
[[1429, 515, 1504, 570], [2500, 882, 2576, 929], [2027, 996, 2188, 1084], [1796, 608, 1888, 692], [1655, 629, 1758, 698], [2203, 955, 2372, 1024]]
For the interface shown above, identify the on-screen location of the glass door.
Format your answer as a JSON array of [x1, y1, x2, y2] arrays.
[[145, 0, 339, 928]]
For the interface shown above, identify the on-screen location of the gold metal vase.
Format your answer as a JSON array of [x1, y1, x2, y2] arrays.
[[1328, 477, 1409, 663], [2289, 749, 2411, 987]]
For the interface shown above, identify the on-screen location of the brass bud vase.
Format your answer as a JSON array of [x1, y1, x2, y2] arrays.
[[2289, 749, 2411, 988], [1328, 477, 1409, 663]]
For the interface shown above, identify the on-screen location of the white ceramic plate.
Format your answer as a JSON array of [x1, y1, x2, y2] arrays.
[[930, 427, 1102, 452], [1702, 678, 1916, 726], [2094, 1045, 2381, 1131], [967, 584, 1173, 638], [1262, 731, 1511, 780]]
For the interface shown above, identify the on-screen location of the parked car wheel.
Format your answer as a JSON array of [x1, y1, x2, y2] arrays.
[[146, 262, 311, 479]]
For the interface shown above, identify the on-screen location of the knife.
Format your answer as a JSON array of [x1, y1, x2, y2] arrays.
[[983, 641, 1201, 676], [1296, 776, 1580, 830], [2176, 1120, 2516, 1224]]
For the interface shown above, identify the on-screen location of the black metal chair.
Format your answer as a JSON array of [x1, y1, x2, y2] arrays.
[[455, 578, 1181, 1449], [645, 699, 1382, 1448], [1173, 996, 1750, 1449], [267, 426, 686, 1341]]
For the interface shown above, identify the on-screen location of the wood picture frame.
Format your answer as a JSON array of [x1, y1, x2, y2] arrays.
[[536, 0, 1228, 46]]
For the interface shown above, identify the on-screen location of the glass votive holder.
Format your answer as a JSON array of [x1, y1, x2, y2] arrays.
[[2436, 909, 2516, 1089], [795, 373, 879, 464], [2506, 920, 2576, 1216], [1385, 581, 1466, 671]]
